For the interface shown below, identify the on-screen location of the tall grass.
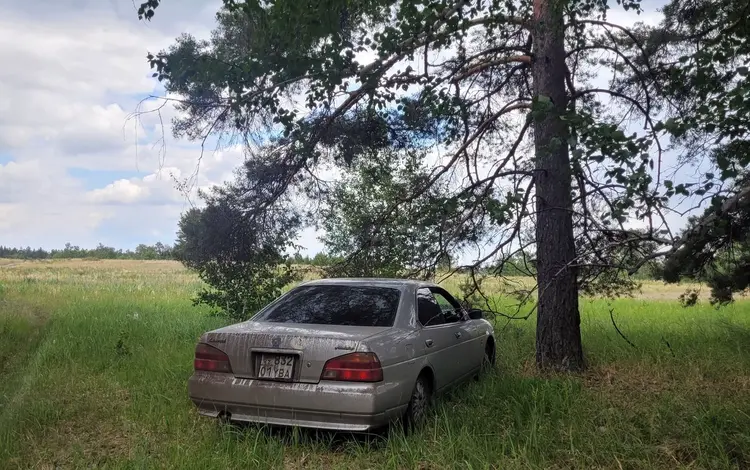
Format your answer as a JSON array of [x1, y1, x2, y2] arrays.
[[0, 260, 748, 469]]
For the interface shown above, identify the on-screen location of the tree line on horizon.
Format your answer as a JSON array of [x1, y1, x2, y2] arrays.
[[0, 238, 666, 282], [0, 242, 175, 261], [0, 242, 343, 266]]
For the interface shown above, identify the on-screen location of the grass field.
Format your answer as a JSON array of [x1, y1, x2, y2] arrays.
[[1, 259, 749, 469]]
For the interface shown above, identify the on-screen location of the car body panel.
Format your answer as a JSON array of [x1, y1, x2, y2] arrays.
[[188, 372, 408, 431], [461, 316, 491, 365], [188, 278, 495, 431], [416, 322, 467, 391], [204, 323, 393, 382]]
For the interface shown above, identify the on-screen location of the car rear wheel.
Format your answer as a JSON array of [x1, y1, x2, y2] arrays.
[[403, 373, 432, 432]]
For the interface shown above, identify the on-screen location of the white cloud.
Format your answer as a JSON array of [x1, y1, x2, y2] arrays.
[[0, 19, 154, 152], [0, 0, 240, 250], [0, 160, 80, 203], [86, 179, 149, 205], [84, 166, 203, 206]]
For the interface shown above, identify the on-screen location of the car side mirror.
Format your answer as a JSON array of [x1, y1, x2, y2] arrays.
[[467, 308, 483, 320]]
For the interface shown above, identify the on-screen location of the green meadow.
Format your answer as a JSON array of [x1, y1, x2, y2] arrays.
[[1, 259, 748, 469]]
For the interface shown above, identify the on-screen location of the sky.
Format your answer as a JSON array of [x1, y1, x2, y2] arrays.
[[0, 0, 325, 253], [0, 0, 678, 256]]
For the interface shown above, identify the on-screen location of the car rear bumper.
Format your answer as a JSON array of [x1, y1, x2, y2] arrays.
[[188, 372, 408, 432]]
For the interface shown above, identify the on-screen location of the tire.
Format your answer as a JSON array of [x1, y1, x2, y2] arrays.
[[484, 341, 496, 367], [403, 373, 432, 432], [476, 341, 496, 380]]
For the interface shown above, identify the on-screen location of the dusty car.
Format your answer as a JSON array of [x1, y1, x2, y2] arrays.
[[188, 278, 496, 431]]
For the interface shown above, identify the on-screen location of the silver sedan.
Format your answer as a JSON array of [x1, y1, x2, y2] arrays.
[[187, 278, 496, 431]]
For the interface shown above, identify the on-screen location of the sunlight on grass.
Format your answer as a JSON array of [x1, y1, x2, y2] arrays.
[[1, 260, 749, 469]]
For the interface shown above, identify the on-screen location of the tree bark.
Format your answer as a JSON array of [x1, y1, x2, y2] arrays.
[[531, 0, 585, 370]]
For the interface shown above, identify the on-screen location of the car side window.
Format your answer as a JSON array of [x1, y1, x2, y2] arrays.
[[416, 288, 445, 327], [432, 292, 455, 313], [431, 289, 462, 324]]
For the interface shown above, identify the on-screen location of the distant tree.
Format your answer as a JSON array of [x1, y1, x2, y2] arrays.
[[135, 244, 159, 260], [496, 252, 536, 277], [90, 243, 119, 259], [290, 253, 311, 265], [308, 252, 330, 267], [320, 147, 470, 278], [153, 242, 172, 259]]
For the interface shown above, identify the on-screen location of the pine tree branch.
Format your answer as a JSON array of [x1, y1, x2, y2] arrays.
[[650, 183, 750, 274], [571, 88, 664, 185], [451, 55, 532, 82]]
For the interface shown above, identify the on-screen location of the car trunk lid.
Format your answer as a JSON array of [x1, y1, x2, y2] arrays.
[[203, 321, 390, 383]]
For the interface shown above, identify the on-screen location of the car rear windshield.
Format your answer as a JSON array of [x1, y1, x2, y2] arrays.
[[254, 285, 402, 327]]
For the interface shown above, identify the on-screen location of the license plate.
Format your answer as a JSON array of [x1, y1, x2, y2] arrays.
[[258, 354, 295, 380]]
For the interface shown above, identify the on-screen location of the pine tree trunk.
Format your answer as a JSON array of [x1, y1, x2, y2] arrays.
[[531, 0, 584, 371]]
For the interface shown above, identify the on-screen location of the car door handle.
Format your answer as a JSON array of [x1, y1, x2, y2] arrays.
[[425, 339, 434, 347], [454, 331, 462, 339]]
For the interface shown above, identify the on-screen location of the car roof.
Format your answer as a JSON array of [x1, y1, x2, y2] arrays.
[[298, 277, 438, 289]]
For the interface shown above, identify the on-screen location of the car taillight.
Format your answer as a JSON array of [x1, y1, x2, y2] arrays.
[[194, 343, 232, 373], [321, 352, 383, 382]]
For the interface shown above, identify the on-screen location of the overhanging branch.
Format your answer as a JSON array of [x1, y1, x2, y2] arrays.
[[451, 55, 532, 82]]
